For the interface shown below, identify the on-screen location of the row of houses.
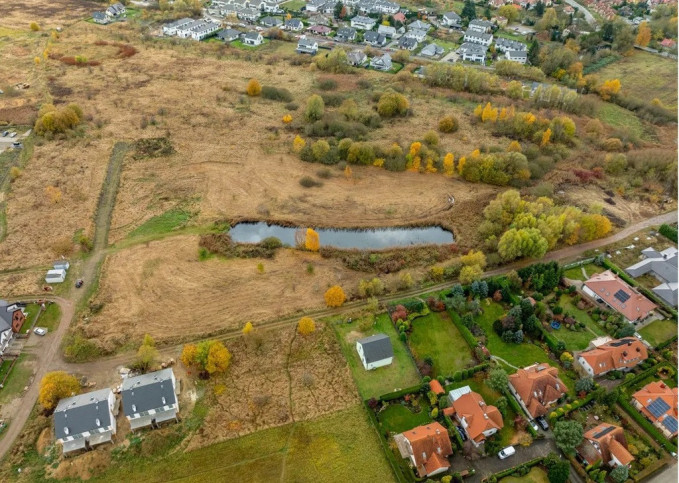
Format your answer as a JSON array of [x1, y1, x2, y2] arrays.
[[55, 368, 179, 455], [162, 18, 221, 40]]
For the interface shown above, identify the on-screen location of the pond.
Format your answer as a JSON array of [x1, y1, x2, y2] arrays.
[[229, 222, 454, 250]]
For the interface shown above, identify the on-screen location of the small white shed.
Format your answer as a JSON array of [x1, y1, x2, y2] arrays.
[[45, 269, 66, 284], [53, 261, 70, 271]]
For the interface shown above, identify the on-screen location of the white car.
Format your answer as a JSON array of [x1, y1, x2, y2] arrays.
[[498, 446, 516, 459], [33, 327, 48, 336], [529, 420, 539, 432]]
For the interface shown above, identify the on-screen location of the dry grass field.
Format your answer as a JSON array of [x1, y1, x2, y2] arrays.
[[187, 322, 358, 448], [83, 235, 400, 351]]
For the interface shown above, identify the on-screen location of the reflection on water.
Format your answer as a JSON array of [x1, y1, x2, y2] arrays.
[[229, 222, 454, 250]]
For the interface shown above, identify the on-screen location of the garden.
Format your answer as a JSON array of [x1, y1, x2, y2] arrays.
[[334, 313, 421, 400], [638, 319, 678, 348]]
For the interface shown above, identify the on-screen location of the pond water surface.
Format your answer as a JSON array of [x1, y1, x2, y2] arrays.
[[229, 222, 455, 250]]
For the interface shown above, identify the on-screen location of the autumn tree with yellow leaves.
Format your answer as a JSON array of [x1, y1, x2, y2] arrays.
[[181, 340, 232, 377], [305, 228, 320, 251], [39, 371, 80, 411], [298, 317, 316, 335], [292, 135, 306, 153], [598, 79, 621, 101], [246, 78, 262, 96], [636, 21, 651, 47], [443, 153, 455, 177], [324, 285, 346, 307]]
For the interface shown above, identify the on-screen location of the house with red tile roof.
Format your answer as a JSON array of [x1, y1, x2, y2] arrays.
[[429, 380, 445, 395], [578, 423, 634, 468], [447, 386, 503, 446], [508, 363, 567, 419], [577, 338, 648, 377], [394, 422, 453, 477], [582, 270, 656, 323], [632, 381, 678, 438]]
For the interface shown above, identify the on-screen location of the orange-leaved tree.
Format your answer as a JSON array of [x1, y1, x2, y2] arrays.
[[39, 371, 80, 411], [298, 317, 316, 335], [305, 228, 320, 251], [324, 285, 346, 307], [181, 340, 231, 376], [636, 21, 651, 47]]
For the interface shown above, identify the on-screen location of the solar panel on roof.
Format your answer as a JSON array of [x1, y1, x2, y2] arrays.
[[647, 398, 671, 418], [662, 416, 678, 434], [592, 425, 616, 439], [614, 289, 630, 303]]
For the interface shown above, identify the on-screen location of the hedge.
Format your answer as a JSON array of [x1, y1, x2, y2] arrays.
[[444, 415, 464, 449], [659, 223, 678, 243], [617, 395, 678, 454], [550, 393, 595, 421], [379, 384, 425, 402], [363, 400, 415, 483], [656, 335, 678, 351], [443, 364, 491, 392], [618, 363, 674, 391], [448, 309, 479, 350], [537, 324, 562, 355], [481, 456, 545, 482], [504, 390, 537, 437], [602, 259, 678, 317]]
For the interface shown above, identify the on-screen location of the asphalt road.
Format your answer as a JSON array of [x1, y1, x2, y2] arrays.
[[563, 0, 597, 26]]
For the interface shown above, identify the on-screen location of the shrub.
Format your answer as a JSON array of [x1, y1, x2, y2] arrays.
[[261, 85, 293, 102], [324, 285, 346, 307], [438, 116, 459, 133], [34, 103, 83, 135], [377, 90, 409, 118], [317, 77, 338, 90], [298, 316, 316, 335], [246, 79, 262, 96], [659, 223, 678, 243], [30, 22, 40, 31], [423, 130, 439, 146], [305, 94, 325, 122], [299, 176, 323, 188]]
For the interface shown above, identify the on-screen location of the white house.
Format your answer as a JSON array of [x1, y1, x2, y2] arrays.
[[106, 2, 126, 19], [54, 388, 117, 455], [191, 21, 221, 40], [243, 31, 264, 45], [162, 18, 193, 36], [370, 53, 392, 70], [495, 37, 527, 53], [121, 368, 179, 431], [355, 333, 393, 370], [441, 12, 462, 28], [505, 50, 528, 64], [458, 42, 487, 63], [468, 18, 493, 33], [463, 29, 493, 46], [405, 28, 427, 42], [377, 24, 396, 37], [347, 49, 367, 65], [92, 11, 110, 24], [284, 18, 304, 31], [176, 20, 202, 38], [351, 15, 377, 30], [297, 37, 318, 54]]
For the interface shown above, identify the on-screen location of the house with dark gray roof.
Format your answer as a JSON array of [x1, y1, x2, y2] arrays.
[[364, 31, 387, 47], [260, 16, 283, 28], [347, 49, 368, 66], [54, 388, 116, 455], [243, 31, 264, 45], [441, 12, 462, 28], [218, 28, 242, 42], [420, 43, 444, 57], [370, 52, 392, 71], [121, 368, 179, 431], [356, 333, 393, 370], [626, 247, 678, 307], [505, 50, 528, 64], [495, 37, 527, 53], [297, 37, 318, 54], [284, 18, 304, 31], [398, 36, 418, 50], [92, 11, 110, 24], [336, 27, 357, 42]]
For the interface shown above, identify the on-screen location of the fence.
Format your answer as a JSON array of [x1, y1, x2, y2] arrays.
[[562, 257, 596, 270]]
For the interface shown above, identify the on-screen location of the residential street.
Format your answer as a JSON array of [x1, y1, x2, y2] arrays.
[[649, 462, 678, 482], [563, 0, 597, 26]]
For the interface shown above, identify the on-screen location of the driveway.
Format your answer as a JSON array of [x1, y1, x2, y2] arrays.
[[650, 462, 678, 483], [450, 438, 558, 483]]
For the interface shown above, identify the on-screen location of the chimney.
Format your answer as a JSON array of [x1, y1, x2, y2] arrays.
[[484, 414, 489, 420]]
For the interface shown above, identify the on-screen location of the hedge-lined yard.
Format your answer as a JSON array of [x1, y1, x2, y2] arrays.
[[638, 319, 678, 348]]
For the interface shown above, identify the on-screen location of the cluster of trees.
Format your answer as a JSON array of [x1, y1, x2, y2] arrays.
[[424, 63, 501, 95], [180, 340, 231, 378], [34, 103, 83, 135], [480, 190, 612, 261], [492, 298, 541, 344], [358, 277, 384, 297], [597, 149, 677, 195], [457, 149, 531, 186], [517, 262, 563, 294]]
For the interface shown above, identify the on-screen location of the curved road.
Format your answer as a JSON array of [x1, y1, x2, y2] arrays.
[[0, 211, 675, 460], [563, 0, 597, 26]]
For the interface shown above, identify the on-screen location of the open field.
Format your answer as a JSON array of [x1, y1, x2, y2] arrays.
[[596, 52, 678, 109], [408, 312, 475, 377], [334, 313, 421, 399], [639, 319, 677, 348], [186, 321, 358, 448], [0, 0, 101, 29]]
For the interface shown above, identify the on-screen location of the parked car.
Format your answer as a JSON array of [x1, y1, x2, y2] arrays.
[[498, 446, 515, 459], [529, 420, 539, 432], [536, 416, 549, 431], [75, 279, 84, 288], [34, 327, 48, 336], [455, 426, 468, 441], [8, 132, 16, 138], [2, 131, 8, 137], [11, 142, 22, 149]]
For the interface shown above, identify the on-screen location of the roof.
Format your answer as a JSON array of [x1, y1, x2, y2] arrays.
[[337, 27, 356, 37], [357, 333, 393, 364], [464, 29, 493, 41], [429, 380, 445, 395], [443, 11, 461, 20], [448, 385, 472, 401], [121, 368, 177, 417], [583, 423, 634, 466], [408, 20, 430, 30], [626, 247, 678, 306], [0, 302, 20, 332], [348, 50, 367, 63], [470, 19, 493, 27], [54, 389, 113, 440], [508, 364, 567, 418], [496, 37, 527, 50], [506, 50, 527, 59], [218, 28, 241, 39], [298, 38, 317, 47], [632, 381, 678, 435], [578, 338, 648, 375], [451, 390, 503, 443], [399, 37, 417, 47], [584, 270, 657, 320], [458, 42, 487, 55], [285, 18, 303, 26], [400, 422, 453, 477], [244, 31, 262, 40], [420, 43, 443, 56]]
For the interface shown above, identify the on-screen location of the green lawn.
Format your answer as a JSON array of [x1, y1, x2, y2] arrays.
[[597, 102, 647, 139], [639, 319, 678, 348], [91, 405, 395, 482], [36, 302, 61, 332], [408, 312, 475, 377], [563, 263, 604, 281], [549, 294, 605, 351], [334, 314, 421, 399], [377, 400, 433, 434], [501, 467, 549, 483], [281, 0, 306, 10], [127, 208, 193, 239], [0, 354, 32, 404]]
